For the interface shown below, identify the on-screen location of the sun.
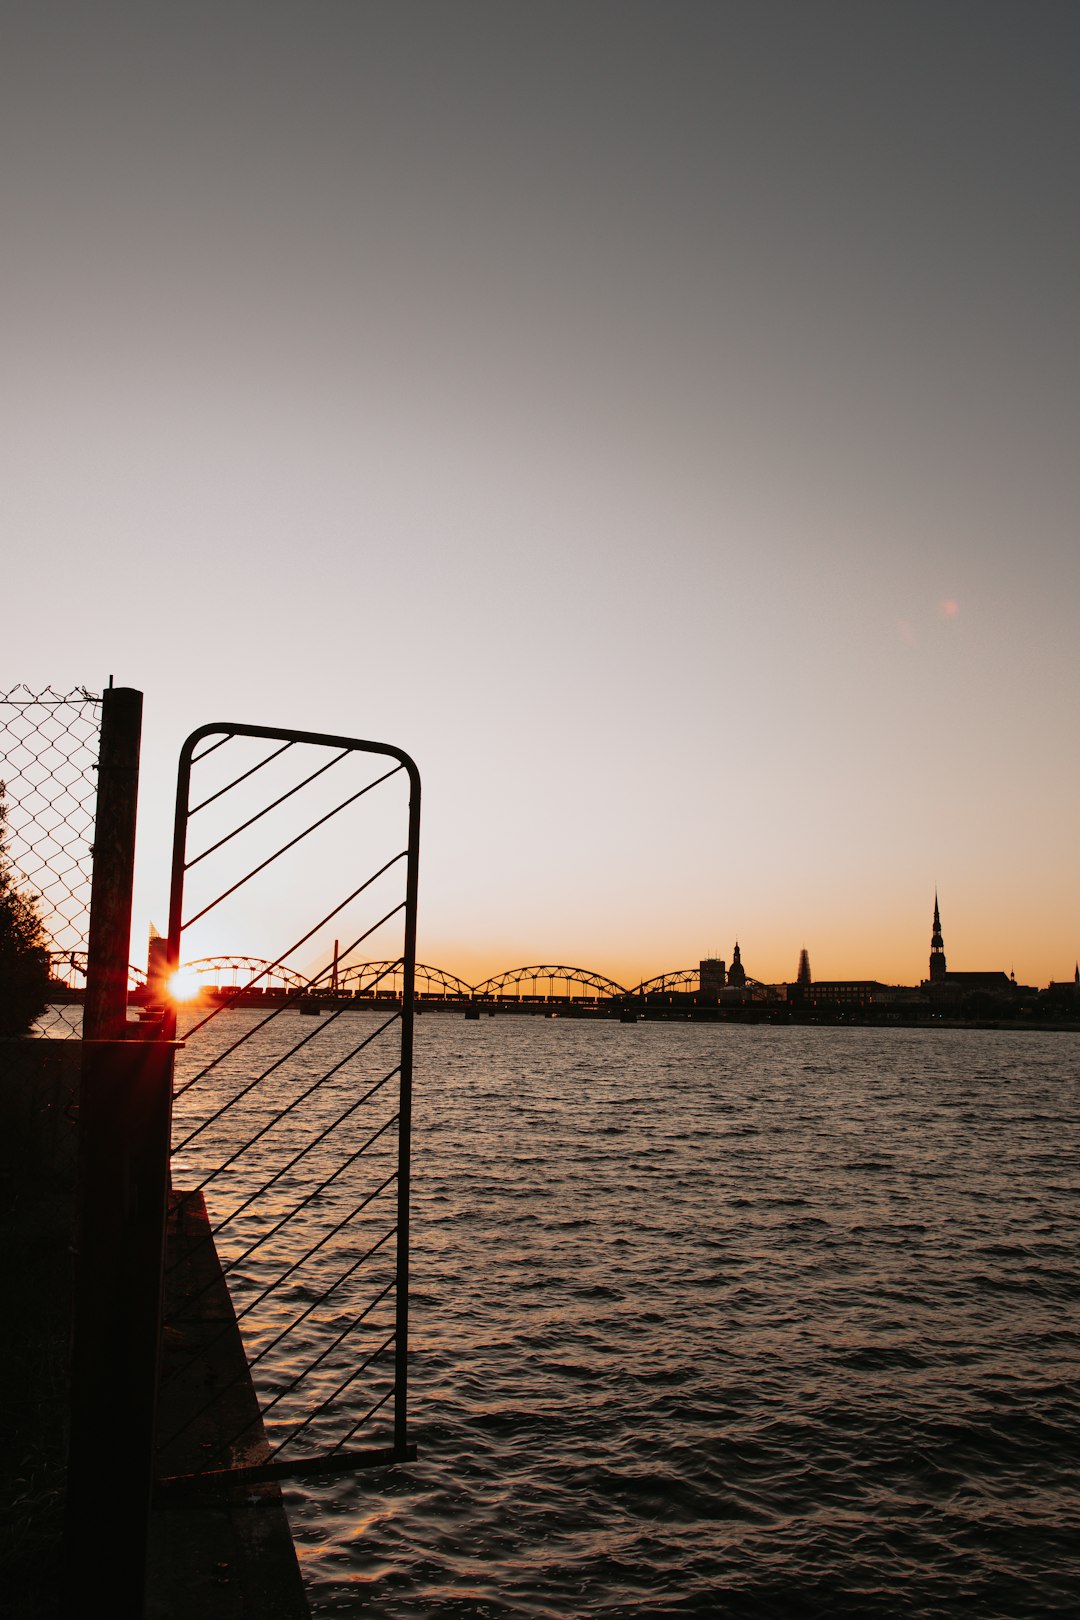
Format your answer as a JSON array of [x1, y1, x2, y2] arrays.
[[168, 966, 204, 1002]]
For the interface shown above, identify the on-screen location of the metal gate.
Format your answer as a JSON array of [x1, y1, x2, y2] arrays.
[[156, 724, 419, 1494]]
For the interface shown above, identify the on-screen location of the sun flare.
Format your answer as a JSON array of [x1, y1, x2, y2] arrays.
[[168, 966, 203, 1002]]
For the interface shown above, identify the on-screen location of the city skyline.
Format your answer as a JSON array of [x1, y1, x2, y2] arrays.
[[5, 4, 1078, 988], [153, 892, 1073, 1000]]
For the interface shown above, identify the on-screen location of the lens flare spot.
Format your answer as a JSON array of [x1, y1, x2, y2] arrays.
[[168, 966, 203, 1002]]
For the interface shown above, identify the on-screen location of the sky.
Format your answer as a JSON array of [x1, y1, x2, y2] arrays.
[[3, 1, 1078, 989]]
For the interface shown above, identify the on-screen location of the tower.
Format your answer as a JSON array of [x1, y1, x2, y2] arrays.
[[728, 941, 746, 988], [146, 926, 169, 1004], [699, 957, 726, 995], [929, 893, 947, 982], [796, 947, 811, 987]]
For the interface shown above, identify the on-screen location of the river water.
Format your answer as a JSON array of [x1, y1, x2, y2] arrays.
[[174, 1013, 1079, 1617]]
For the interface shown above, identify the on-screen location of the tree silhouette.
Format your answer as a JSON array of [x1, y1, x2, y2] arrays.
[[0, 785, 52, 1036]]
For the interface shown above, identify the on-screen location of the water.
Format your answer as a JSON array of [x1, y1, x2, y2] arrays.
[[177, 1014, 1080, 1617]]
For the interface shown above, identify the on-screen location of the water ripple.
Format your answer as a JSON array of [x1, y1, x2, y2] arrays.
[[182, 1016, 1080, 1616]]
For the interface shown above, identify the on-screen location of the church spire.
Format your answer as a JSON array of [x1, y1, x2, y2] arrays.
[[929, 892, 947, 982]]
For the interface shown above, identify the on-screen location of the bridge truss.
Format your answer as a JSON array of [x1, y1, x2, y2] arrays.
[[170, 954, 309, 991], [161, 957, 763, 1002], [471, 964, 629, 1000], [634, 968, 698, 995], [49, 950, 145, 991], [338, 960, 474, 1000]]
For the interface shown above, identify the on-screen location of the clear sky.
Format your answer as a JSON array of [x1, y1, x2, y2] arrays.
[[4, 2, 1078, 989]]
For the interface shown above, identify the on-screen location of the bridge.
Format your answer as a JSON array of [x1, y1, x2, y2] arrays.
[[135, 956, 765, 1005]]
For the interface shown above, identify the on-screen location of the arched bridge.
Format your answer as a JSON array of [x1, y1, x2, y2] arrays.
[[633, 968, 764, 996], [164, 955, 310, 991], [153, 956, 765, 1004], [337, 961, 474, 1000], [634, 968, 697, 995], [49, 950, 146, 991], [172, 958, 634, 1002], [471, 965, 628, 1000]]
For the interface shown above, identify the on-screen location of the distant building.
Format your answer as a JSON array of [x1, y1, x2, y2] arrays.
[[699, 942, 755, 999], [929, 894, 947, 982], [922, 897, 1013, 1004], [699, 957, 726, 995], [1039, 966, 1080, 1010], [789, 979, 889, 1008], [943, 971, 1013, 994], [146, 927, 169, 1002], [796, 947, 811, 987]]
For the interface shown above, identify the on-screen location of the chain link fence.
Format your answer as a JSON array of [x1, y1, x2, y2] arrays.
[[1, 686, 102, 1035]]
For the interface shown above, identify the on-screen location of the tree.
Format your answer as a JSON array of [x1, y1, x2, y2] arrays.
[[0, 785, 52, 1036]]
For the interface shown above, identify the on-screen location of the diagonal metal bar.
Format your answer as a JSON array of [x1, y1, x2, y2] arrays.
[[188, 739, 296, 817], [174, 910, 404, 1074], [232, 1162, 398, 1328], [168, 1095, 398, 1288], [187, 744, 347, 856], [332, 1390, 400, 1457], [160, 1250, 396, 1458], [189, 732, 235, 766], [177, 907, 404, 1056], [203, 1065, 397, 1212], [167, 1065, 397, 1295], [167, 1144, 397, 1339], [162, 1167, 398, 1385], [174, 1004, 351, 1150], [243, 1257, 395, 1387], [178, 1014, 397, 1171], [166, 1062, 397, 1287], [174, 944, 403, 1056], [210, 1290, 397, 1466], [265, 1330, 397, 1460], [181, 764, 404, 928], [315, 1385, 396, 1459]]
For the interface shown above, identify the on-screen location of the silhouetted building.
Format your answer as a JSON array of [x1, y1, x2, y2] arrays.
[[929, 893, 947, 982], [727, 942, 746, 989], [699, 957, 726, 995], [146, 927, 168, 1003], [796, 947, 811, 987], [923, 896, 1013, 1006], [1039, 966, 1080, 1011], [789, 979, 888, 1009], [944, 971, 1013, 993]]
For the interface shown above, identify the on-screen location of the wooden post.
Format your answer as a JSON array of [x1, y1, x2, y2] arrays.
[[68, 685, 168, 1615], [66, 1038, 175, 1616], [83, 685, 142, 1041]]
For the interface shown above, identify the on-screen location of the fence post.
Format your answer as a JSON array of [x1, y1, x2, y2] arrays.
[[66, 684, 173, 1616], [82, 685, 142, 1041], [65, 1039, 175, 1614]]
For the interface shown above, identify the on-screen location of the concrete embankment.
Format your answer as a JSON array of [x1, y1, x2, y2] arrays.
[[0, 1036, 309, 1619], [150, 1189, 309, 1617]]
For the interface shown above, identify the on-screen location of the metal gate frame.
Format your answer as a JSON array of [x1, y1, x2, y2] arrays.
[[161, 722, 420, 1488]]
